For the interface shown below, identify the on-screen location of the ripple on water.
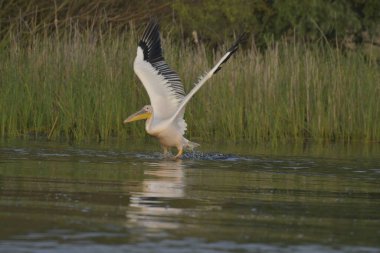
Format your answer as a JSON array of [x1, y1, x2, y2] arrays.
[[2, 236, 380, 253], [136, 151, 249, 161], [128, 151, 248, 162], [182, 151, 245, 161], [1, 141, 380, 253]]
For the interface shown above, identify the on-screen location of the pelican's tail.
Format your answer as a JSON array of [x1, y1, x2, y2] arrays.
[[184, 139, 200, 151]]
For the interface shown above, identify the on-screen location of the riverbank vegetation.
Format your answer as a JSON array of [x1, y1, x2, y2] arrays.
[[1, 1, 379, 144]]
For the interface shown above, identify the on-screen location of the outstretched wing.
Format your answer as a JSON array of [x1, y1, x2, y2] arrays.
[[134, 20, 186, 120], [169, 33, 248, 123]]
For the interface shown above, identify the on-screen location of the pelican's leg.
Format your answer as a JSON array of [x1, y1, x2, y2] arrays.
[[162, 146, 170, 158], [174, 148, 183, 159]]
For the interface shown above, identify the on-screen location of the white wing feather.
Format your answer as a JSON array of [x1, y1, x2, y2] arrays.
[[134, 47, 181, 119], [169, 33, 247, 124], [133, 21, 185, 120]]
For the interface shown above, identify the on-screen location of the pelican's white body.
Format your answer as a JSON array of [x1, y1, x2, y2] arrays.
[[146, 117, 189, 150], [125, 21, 245, 156], [134, 47, 191, 151]]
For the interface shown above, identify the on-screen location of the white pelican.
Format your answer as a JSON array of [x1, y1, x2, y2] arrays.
[[124, 20, 246, 158]]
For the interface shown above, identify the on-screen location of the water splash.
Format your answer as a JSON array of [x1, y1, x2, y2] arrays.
[[182, 151, 245, 161]]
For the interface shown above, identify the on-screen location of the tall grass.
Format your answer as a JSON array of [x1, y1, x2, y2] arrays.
[[1, 24, 379, 144]]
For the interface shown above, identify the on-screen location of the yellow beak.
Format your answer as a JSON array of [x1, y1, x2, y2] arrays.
[[123, 109, 151, 124]]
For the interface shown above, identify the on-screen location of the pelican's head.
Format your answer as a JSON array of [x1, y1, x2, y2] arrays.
[[123, 105, 153, 124]]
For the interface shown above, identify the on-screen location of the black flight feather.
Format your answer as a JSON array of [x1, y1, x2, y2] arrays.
[[138, 20, 185, 98], [213, 32, 248, 75]]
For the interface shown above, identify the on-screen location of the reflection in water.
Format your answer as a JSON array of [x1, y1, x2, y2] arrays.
[[126, 160, 185, 231], [0, 140, 380, 253]]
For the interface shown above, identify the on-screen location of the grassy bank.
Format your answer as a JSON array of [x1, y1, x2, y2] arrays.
[[1, 26, 379, 144]]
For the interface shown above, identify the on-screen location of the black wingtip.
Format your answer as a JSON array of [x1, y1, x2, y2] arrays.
[[138, 18, 163, 63], [141, 18, 160, 42], [212, 32, 248, 75], [227, 32, 249, 54], [213, 66, 222, 74], [146, 18, 159, 31]]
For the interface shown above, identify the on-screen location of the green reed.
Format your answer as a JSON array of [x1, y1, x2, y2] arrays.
[[1, 26, 379, 144]]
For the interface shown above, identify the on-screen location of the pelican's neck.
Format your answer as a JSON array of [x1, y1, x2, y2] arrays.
[[145, 113, 168, 136], [145, 113, 154, 135]]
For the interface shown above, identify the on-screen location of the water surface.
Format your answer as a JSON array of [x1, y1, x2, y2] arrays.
[[0, 140, 380, 253]]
